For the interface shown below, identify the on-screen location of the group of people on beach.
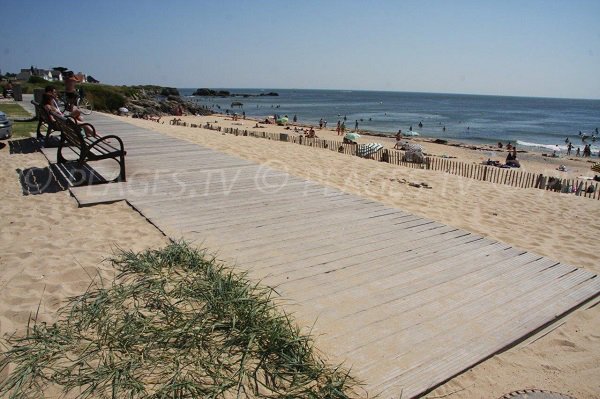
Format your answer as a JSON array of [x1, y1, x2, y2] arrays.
[[565, 142, 595, 157], [482, 146, 520, 168], [291, 126, 316, 138], [336, 120, 346, 135]]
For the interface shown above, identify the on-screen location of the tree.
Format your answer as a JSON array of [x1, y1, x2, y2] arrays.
[[52, 66, 69, 72]]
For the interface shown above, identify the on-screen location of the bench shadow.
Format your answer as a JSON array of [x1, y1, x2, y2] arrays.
[[52, 162, 109, 186], [17, 161, 109, 196], [9, 137, 60, 154], [9, 137, 41, 154], [17, 165, 69, 195]]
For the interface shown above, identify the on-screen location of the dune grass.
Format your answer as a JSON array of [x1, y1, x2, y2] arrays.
[[0, 242, 361, 398]]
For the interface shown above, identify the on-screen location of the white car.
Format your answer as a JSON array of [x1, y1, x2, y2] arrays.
[[0, 111, 12, 139]]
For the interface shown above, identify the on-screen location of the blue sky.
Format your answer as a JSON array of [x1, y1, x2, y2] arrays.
[[1, 0, 599, 99]]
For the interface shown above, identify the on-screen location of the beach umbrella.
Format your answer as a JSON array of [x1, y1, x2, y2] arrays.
[[357, 143, 383, 157], [344, 132, 361, 142]]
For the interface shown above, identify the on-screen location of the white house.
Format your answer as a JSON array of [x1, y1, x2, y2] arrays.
[[16, 67, 64, 82]]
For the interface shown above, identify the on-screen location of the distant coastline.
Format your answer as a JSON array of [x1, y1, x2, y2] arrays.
[[180, 88, 600, 156], [191, 88, 279, 97]]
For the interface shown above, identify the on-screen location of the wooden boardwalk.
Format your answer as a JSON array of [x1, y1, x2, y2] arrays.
[[42, 113, 600, 398]]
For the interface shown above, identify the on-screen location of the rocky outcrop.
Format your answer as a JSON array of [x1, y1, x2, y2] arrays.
[[192, 88, 231, 96], [161, 87, 180, 96], [192, 89, 278, 97], [124, 90, 211, 117]]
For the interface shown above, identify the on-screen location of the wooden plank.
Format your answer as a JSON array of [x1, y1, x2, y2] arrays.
[[61, 112, 600, 399], [355, 262, 580, 385], [312, 249, 543, 340], [260, 232, 486, 289], [370, 270, 598, 397]]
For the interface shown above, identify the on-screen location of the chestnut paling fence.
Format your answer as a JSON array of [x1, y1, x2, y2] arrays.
[[172, 120, 600, 200]]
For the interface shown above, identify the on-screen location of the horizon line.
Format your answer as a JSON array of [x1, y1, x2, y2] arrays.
[[170, 86, 600, 102]]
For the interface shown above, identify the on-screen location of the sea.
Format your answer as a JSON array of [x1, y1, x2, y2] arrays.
[[179, 88, 600, 154]]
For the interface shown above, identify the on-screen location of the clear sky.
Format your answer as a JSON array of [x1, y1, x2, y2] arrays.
[[1, 0, 599, 99]]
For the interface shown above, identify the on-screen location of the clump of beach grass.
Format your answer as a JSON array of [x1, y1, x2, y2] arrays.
[[0, 242, 361, 398]]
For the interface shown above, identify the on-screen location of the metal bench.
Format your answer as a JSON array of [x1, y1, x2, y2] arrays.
[[32, 100, 59, 144], [52, 113, 126, 183]]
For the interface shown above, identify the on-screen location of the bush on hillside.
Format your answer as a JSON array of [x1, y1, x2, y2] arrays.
[[27, 76, 47, 84], [82, 84, 126, 112]]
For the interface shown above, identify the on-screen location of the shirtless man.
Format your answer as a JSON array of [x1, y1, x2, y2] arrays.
[[64, 71, 81, 111]]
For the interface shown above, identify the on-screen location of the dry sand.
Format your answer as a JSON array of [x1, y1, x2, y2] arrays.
[[1, 110, 598, 398], [0, 142, 170, 389]]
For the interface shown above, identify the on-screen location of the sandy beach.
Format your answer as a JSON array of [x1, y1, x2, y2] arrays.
[[1, 110, 599, 398], [176, 113, 600, 181]]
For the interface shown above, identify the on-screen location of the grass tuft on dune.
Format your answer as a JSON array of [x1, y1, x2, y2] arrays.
[[0, 242, 360, 398]]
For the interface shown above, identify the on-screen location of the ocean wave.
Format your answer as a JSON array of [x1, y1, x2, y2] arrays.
[[517, 140, 599, 153], [517, 140, 562, 150]]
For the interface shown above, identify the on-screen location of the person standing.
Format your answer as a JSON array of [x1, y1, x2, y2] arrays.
[[63, 71, 82, 111], [336, 120, 341, 135], [567, 142, 573, 156], [354, 120, 359, 131]]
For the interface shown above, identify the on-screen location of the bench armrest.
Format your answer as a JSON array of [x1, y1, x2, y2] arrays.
[[77, 122, 96, 135], [88, 134, 125, 152], [48, 110, 65, 123]]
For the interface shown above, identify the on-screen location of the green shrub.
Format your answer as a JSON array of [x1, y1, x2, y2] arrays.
[[27, 76, 47, 84], [82, 84, 126, 112]]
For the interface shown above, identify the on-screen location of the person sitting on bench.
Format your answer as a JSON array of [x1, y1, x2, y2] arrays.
[[43, 87, 96, 137]]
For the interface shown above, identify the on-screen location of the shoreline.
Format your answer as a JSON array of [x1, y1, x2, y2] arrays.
[[181, 90, 600, 155], [163, 112, 600, 182], [244, 114, 600, 158]]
